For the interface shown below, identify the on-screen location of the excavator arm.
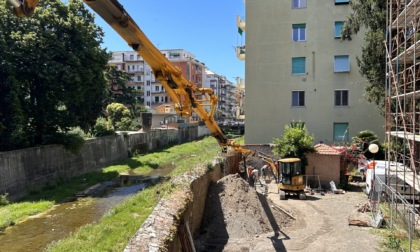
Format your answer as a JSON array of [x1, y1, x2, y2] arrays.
[[8, 0, 244, 152]]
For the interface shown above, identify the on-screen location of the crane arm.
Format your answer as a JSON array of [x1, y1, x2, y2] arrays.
[[8, 0, 244, 152]]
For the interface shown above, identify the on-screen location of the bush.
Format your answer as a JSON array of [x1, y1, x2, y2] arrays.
[[0, 193, 10, 206], [94, 117, 115, 137], [43, 132, 85, 154]]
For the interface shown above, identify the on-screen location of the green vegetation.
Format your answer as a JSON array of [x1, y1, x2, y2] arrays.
[[0, 1, 146, 152], [342, 0, 386, 112], [46, 187, 158, 252], [0, 136, 223, 250], [106, 103, 133, 131], [0, 201, 53, 231], [272, 121, 315, 166], [0, 0, 109, 151], [371, 202, 420, 251]]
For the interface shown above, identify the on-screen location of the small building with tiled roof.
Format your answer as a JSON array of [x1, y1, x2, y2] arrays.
[[305, 144, 346, 189]]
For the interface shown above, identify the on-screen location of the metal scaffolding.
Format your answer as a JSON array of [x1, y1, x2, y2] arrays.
[[385, 1, 420, 244], [386, 0, 420, 189]]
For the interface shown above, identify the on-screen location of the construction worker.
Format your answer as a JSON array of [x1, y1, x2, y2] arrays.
[[248, 166, 254, 186], [261, 164, 269, 180], [252, 167, 263, 187]]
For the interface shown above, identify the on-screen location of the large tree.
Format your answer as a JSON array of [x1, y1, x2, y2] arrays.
[[104, 65, 140, 112], [342, 0, 387, 112], [0, 0, 109, 151]]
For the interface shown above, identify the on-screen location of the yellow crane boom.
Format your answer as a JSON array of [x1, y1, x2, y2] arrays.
[[8, 0, 245, 153]]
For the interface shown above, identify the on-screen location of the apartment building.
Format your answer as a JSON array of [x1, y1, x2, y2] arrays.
[[108, 49, 206, 110], [385, 0, 420, 170], [243, 0, 384, 144], [205, 70, 238, 121]]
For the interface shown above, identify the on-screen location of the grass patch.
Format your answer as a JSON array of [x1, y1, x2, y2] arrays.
[[0, 201, 53, 230], [371, 202, 420, 251], [104, 136, 222, 176]]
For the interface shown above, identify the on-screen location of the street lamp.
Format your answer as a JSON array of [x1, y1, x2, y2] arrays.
[[368, 143, 379, 200], [368, 143, 379, 155]]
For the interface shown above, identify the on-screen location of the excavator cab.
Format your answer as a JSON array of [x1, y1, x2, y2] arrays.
[[277, 158, 306, 200]]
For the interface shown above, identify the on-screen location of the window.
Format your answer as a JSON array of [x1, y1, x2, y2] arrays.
[[137, 76, 142, 81], [129, 55, 134, 60], [334, 21, 344, 38], [146, 80, 150, 86], [155, 97, 159, 103], [146, 91, 150, 96], [292, 24, 306, 41], [334, 90, 348, 106], [155, 86, 159, 91], [333, 123, 349, 141], [292, 0, 306, 8], [335, 0, 349, 4], [334, 55, 350, 72], [292, 57, 306, 74], [292, 91, 305, 107]]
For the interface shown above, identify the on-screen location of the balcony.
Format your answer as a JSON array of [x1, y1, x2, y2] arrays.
[[151, 90, 167, 94], [235, 46, 245, 61], [236, 15, 246, 34], [126, 69, 144, 74]]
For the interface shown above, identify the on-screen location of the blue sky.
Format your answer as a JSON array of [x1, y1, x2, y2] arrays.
[[86, 0, 245, 84]]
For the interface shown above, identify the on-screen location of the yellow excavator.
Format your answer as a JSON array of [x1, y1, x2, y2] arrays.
[[8, 0, 306, 199], [247, 151, 306, 200]]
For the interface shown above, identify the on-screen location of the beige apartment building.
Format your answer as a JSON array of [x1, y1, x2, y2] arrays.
[[243, 0, 384, 144]]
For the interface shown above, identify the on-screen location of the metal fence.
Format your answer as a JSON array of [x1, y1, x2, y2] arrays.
[[370, 176, 420, 251]]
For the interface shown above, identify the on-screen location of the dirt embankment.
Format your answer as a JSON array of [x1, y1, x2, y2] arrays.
[[194, 174, 294, 251], [194, 174, 384, 252]]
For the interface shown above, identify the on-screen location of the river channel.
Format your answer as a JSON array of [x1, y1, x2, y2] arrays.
[[0, 183, 146, 252]]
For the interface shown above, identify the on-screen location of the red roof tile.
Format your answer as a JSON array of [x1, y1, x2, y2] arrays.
[[313, 144, 343, 156]]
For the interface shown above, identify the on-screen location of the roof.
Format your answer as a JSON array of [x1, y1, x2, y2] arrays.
[[313, 144, 343, 156]]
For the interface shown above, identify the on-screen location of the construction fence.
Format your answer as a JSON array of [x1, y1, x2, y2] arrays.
[[370, 176, 420, 250]]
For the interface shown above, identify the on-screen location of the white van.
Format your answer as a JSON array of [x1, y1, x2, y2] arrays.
[[364, 160, 418, 201]]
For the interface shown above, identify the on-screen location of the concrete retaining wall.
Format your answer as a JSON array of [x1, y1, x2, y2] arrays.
[[0, 126, 211, 199], [124, 162, 223, 252]]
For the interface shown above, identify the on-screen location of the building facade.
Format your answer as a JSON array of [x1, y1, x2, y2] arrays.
[[205, 70, 238, 122], [244, 0, 384, 144], [109, 49, 206, 111]]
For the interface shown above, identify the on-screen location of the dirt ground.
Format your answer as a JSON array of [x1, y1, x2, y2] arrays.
[[194, 174, 385, 252]]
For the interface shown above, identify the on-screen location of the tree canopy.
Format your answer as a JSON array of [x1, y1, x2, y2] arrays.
[[342, 0, 387, 112], [104, 65, 139, 110], [106, 103, 132, 131], [272, 122, 315, 167], [0, 0, 109, 151]]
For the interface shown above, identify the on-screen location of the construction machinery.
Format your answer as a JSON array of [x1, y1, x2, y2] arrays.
[[246, 151, 306, 200], [277, 157, 306, 200], [7, 0, 306, 200]]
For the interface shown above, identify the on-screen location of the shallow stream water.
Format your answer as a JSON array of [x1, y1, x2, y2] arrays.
[[0, 183, 145, 252]]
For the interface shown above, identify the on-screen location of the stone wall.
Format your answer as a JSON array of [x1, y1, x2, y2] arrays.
[[0, 126, 211, 199], [123, 160, 224, 252]]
